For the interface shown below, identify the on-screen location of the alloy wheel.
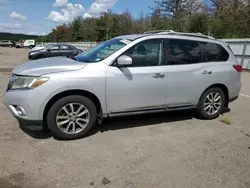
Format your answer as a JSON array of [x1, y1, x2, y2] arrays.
[[56, 103, 90, 134], [204, 92, 222, 116]]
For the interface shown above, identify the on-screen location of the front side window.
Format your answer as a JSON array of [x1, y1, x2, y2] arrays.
[[164, 39, 201, 65], [49, 45, 60, 50], [75, 38, 130, 63], [61, 45, 70, 50], [123, 39, 163, 67], [201, 42, 229, 62]]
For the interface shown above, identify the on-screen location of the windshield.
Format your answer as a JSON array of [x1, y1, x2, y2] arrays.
[[36, 43, 43, 47], [45, 44, 54, 49], [75, 38, 131, 63]]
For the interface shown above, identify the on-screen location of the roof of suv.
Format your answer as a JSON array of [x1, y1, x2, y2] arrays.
[[115, 30, 225, 45]]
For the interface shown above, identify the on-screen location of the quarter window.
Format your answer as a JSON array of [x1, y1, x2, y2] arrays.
[[164, 39, 202, 65], [123, 39, 163, 66], [200, 42, 229, 62]]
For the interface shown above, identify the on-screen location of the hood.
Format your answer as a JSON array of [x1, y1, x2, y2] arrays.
[[13, 57, 86, 76], [31, 46, 44, 51]]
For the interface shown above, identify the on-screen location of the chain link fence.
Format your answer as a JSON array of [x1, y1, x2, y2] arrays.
[[222, 39, 250, 69], [43, 42, 99, 51]]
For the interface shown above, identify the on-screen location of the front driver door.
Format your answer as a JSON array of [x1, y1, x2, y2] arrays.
[[59, 45, 74, 57], [47, 44, 61, 57], [106, 39, 167, 114]]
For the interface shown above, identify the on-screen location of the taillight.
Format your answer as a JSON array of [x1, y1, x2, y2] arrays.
[[233, 65, 242, 72]]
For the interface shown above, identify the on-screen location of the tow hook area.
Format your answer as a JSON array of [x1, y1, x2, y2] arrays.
[[97, 116, 103, 124], [97, 109, 103, 124]]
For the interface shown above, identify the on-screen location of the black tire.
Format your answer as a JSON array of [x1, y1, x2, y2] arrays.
[[47, 95, 97, 140], [36, 54, 46, 59], [196, 87, 225, 119], [29, 45, 33, 49]]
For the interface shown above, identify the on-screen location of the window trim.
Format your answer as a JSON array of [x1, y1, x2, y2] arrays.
[[111, 39, 165, 67]]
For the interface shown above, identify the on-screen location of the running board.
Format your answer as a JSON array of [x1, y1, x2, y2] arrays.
[[107, 105, 195, 118], [166, 105, 196, 111], [108, 109, 165, 118]]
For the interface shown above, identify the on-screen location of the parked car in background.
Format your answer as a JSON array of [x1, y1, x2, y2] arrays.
[[16, 39, 35, 49], [0, 40, 15, 47], [31, 42, 45, 51], [28, 43, 83, 60], [4, 31, 241, 140]]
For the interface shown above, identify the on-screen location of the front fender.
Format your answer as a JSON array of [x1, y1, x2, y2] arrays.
[[37, 72, 107, 119]]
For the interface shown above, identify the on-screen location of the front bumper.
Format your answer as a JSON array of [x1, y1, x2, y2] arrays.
[[4, 90, 45, 129], [28, 54, 36, 60], [4, 89, 46, 122]]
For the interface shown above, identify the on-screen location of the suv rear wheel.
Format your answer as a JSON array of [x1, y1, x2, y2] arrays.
[[47, 95, 97, 140], [196, 87, 225, 119]]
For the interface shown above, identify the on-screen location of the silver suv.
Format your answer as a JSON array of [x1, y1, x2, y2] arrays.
[[4, 31, 242, 140]]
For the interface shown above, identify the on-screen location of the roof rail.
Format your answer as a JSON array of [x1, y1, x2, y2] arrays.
[[158, 31, 215, 39], [143, 30, 175, 34]]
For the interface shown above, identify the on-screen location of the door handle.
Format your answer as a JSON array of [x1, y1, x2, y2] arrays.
[[153, 73, 165, 79], [202, 70, 212, 75]]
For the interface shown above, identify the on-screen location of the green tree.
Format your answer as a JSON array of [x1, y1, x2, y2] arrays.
[[188, 13, 209, 34], [71, 17, 83, 41]]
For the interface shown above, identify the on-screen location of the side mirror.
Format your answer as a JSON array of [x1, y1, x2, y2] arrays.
[[47, 49, 51, 52], [117, 55, 132, 67]]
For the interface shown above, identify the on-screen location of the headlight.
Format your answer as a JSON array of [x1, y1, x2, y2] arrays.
[[29, 52, 36, 56], [7, 75, 49, 90]]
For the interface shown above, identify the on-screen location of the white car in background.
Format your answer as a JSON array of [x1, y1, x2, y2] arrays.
[[16, 39, 36, 49]]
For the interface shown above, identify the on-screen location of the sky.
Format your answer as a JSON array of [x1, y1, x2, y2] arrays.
[[0, 0, 154, 36]]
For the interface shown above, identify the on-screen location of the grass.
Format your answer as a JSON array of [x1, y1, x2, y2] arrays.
[[219, 115, 232, 125], [243, 69, 250, 72]]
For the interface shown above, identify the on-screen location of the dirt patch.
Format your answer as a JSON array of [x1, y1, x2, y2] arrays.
[[0, 68, 13, 73], [0, 173, 48, 188]]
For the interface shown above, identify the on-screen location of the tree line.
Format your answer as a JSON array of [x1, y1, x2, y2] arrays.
[[0, 32, 39, 41], [39, 0, 250, 42]]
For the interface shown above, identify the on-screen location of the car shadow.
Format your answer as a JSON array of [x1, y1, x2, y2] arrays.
[[19, 123, 52, 139], [87, 110, 194, 137], [18, 108, 231, 140]]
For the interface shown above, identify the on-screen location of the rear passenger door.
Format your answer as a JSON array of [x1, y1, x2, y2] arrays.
[[164, 39, 229, 108]]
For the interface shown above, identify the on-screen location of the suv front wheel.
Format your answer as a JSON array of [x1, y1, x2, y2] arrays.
[[196, 87, 225, 119], [47, 95, 97, 140]]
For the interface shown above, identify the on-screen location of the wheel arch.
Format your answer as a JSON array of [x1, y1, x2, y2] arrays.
[[201, 83, 229, 107], [43, 89, 102, 123]]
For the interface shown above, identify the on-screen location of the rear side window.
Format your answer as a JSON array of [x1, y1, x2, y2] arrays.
[[163, 39, 202, 65], [200, 42, 229, 62]]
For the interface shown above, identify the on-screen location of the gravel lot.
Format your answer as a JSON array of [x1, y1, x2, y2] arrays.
[[0, 47, 250, 188]]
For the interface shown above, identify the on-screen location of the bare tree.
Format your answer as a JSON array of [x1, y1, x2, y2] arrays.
[[152, 0, 206, 17], [183, 0, 206, 15], [153, 0, 186, 18]]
